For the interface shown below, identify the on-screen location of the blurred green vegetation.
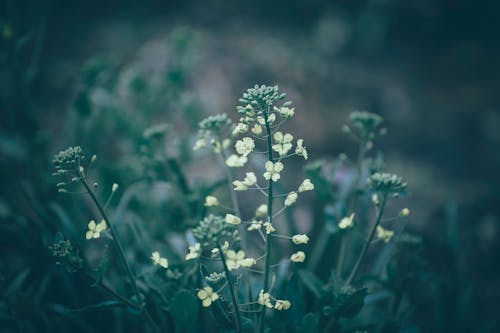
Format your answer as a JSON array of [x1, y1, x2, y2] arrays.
[[1, 0, 499, 332]]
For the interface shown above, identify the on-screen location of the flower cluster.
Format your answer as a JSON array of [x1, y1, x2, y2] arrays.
[[192, 214, 240, 249], [345, 111, 386, 142], [368, 172, 407, 195], [49, 235, 83, 273], [85, 219, 107, 239], [193, 114, 233, 153]]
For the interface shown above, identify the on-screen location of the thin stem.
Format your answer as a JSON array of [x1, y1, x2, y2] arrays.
[[80, 178, 159, 333], [337, 141, 366, 278], [345, 193, 387, 286], [217, 243, 242, 333], [259, 107, 274, 333]]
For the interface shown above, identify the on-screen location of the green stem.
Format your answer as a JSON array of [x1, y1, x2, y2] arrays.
[[80, 178, 160, 333], [259, 108, 274, 333], [217, 243, 242, 333], [345, 193, 387, 286], [336, 141, 366, 278]]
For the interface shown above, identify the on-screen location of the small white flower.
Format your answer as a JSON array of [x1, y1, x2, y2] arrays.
[[186, 243, 201, 260], [290, 251, 306, 263], [295, 139, 308, 160], [257, 113, 276, 125], [86, 219, 107, 240], [235, 137, 255, 156], [400, 208, 410, 217], [197, 286, 219, 307], [292, 234, 309, 244], [263, 161, 284, 182], [232, 123, 248, 136], [226, 154, 248, 168], [226, 250, 245, 270], [278, 106, 295, 118], [258, 290, 273, 308], [233, 180, 248, 191], [240, 257, 256, 268], [272, 132, 294, 156], [372, 194, 379, 205], [225, 214, 241, 225], [193, 138, 206, 151], [247, 220, 263, 231], [284, 191, 298, 206], [255, 204, 268, 217], [204, 196, 219, 207], [298, 179, 314, 192], [151, 251, 168, 268], [274, 300, 291, 310], [233, 172, 257, 191], [376, 225, 394, 243], [263, 222, 275, 234], [338, 213, 355, 229], [112, 183, 119, 192], [213, 139, 231, 153], [251, 124, 263, 135]]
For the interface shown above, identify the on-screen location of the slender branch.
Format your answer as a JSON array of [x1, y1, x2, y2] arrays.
[[259, 107, 274, 333], [345, 193, 387, 286], [217, 243, 242, 333]]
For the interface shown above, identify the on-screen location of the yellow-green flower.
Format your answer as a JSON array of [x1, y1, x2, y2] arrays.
[[400, 208, 410, 217], [274, 300, 291, 310], [193, 138, 206, 151], [235, 137, 255, 156], [278, 106, 295, 118], [226, 154, 248, 167], [338, 213, 355, 229], [272, 132, 294, 156], [247, 220, 263, 231], [263, 222, 275, 234], [232, 123, 248, 136], [258, 290, 273, 308], [290, 251, 306, 263], [284, 191, 298, 206], [292, 234, 309, 244], [295, 139, 308, 160], [204, 196, 219, 207], [85, 219, 107, 240], [185, 243, 201, 260], [264, 161, 284, 182], [251, 124, 263, 135], [240, 257, 257, 268], [255, 204, 268, 217], [226, 250, 245, 270], [376, 225, 394, 243], [197, 286, 219, 307], [151, 251, 168, 268], [225, 214, 241, 225], [298, 179, 314, 192]]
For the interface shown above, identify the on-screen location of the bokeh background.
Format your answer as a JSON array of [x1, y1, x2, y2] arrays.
[[1, 0, 499, 332]]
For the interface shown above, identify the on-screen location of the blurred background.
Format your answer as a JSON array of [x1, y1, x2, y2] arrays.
[[1, 0, 499, 332]]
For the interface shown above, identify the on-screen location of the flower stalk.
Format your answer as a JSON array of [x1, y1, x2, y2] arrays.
[[217, 242, 242, 333]]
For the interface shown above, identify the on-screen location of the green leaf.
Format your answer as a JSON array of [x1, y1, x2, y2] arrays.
[[170, 289, 200, 333], [337, 288, 367, 318], [298, 270, 325, 299], [298, 313, 319, 333]]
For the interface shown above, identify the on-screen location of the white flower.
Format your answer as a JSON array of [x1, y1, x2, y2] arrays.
[[284, 191, 298, 206], [295, 139, 308, 160], [255, 204, 268, 217], [193, 138, 206, 151], [86, 219, 107, 240], [274, 300, 291, 310], [151, 251, 168, 268], [232, 123, 248, 136], [204, 196, 219, 207], [197, 286, 219, 307], [112, 183, 119, 192], [214, 138, 231, 153], [338, 213, 355, 229], [186, 243, 201, 260], [278, 106, 295, 118], [272, 132, 294, 156], [377, 226, 394, 243], [235, 137, 255, 156], [226, 250, 245, 270], [263, 222, 275, 234], [233, 172, 257, 191], [233, 180, 248, 191], [298, 179, 314, 192], [292, 234, 309, 244], [251, 124, 262, 135], [257, 113, 276, 125], [225, 214, 241, 225], [247, 221, 263, 231], [290, 251, 306, 263], [240, 257, 256, 268], [258, 290, 273, 308], [263, 161, 284, 182], [372, 194, 379, 205], [226, 154, 248, 167], [400, 208, 410, 217]]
